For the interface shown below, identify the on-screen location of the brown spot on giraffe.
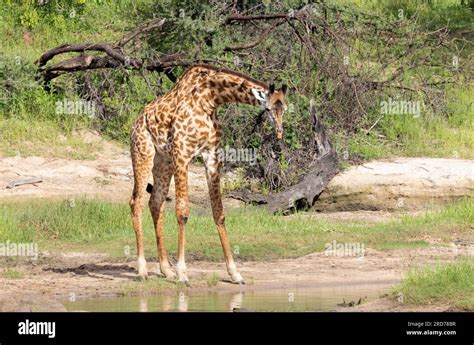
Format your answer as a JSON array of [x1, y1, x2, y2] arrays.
[[129, 63, 288, 283]]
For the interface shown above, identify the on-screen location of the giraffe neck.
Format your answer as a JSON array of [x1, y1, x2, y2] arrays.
[[175, 64, 269, 114], [209, 74, 268, 107]]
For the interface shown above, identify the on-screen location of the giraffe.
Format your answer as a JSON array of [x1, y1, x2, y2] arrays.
[[129, 63, 288, 284]]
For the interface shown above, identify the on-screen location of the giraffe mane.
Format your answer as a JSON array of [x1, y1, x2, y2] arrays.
[[180, 63, 269, 90]]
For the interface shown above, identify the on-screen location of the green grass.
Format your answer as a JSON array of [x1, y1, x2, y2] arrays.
[[0, 197, 471, 261], [332, 0, 473, 32], [342, 84, 474, 161], [0, 0, 154, 155], [120, 276, 171, 296], [0, 118, 101, 159], [206, 273, 220, 287], [393, 259, 474, 310], [1, 269, 24, 279]]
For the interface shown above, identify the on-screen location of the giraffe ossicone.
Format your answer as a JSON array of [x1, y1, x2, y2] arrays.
[[129, 63, 288, 283]]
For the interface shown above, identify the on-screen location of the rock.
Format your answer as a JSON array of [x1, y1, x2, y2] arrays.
[[316, 158, 474, 211]]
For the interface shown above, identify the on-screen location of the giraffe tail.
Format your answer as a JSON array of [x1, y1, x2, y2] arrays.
[[146, 183, 153, 194]]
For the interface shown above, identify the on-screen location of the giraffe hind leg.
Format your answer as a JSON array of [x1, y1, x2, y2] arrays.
[[174, 159, 191, 285], [130, 138, 154, 280]]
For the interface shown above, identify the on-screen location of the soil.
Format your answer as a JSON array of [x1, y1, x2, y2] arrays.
[[0, 130, 241, 209]]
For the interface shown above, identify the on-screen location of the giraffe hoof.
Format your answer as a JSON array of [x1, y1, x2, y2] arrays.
[[164, 273, 176, 282], [135, 274, 148, 281], [160, 269, 176, 282], [230, 273, 245, 285], [176, 278, 190, 287]]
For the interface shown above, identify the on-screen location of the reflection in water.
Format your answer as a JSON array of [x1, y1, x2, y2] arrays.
[[229, 292, 244, 311], [135, 292, 244, 312], [139, 296, 148, 312], [64, 283, 392, 312], [178, 292, 188, 312]]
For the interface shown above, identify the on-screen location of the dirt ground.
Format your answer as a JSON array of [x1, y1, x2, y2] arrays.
[[1, 132, 473, 311], [0, 245, 462, 312], [0, 130, 241, 209]]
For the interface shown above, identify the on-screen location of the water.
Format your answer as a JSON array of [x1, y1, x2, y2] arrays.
[[63, 282, 392, 312]]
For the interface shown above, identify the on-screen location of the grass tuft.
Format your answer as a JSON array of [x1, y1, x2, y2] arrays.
[[393, 259, 474, 310]]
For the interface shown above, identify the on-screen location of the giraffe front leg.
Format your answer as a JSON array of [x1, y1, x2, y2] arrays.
[[174, 164, 190, 285], [149, 156, 176, 281], [203, 150, 244, 285]]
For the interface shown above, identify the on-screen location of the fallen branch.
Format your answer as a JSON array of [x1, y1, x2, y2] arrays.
[[6, 177, 43, 189], [36, 43, 130, 67]]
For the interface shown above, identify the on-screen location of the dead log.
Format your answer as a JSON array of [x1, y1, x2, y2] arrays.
[[6, 177, 43, 189], [228, 103, 338, 214]]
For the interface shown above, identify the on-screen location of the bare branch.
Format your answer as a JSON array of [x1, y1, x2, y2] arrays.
[[224, 19, 286, 52], [225, 13, 296, 24], [36, 41, 191, 87], [117, 18, 167, 47]]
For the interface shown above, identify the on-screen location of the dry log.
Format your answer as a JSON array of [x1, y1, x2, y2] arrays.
[[6, 177, 43, 189]]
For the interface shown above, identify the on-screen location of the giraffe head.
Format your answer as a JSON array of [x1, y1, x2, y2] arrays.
[[252, 84, 288, 140]]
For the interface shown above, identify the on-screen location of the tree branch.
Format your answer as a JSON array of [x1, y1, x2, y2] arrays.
[[223, 19, 286, 52], [35, 42, 190, 88]]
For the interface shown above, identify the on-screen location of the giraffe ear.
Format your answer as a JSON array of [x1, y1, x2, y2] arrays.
[[269, 83, 275, 94], [251, 88, 268, 107]]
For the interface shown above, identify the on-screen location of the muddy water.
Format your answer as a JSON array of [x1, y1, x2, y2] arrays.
[[63, 282, 392, 312]]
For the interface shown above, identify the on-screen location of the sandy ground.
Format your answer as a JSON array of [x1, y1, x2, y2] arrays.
[[0, 130, 241, 209]]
